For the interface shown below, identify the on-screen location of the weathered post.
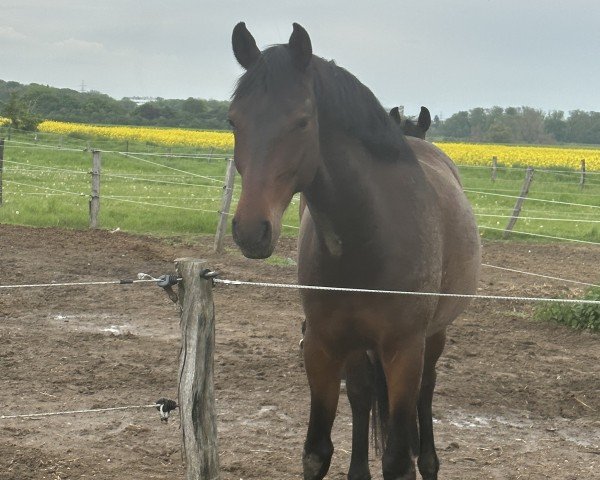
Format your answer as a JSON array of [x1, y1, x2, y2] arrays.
[[0, 138, 4, 206], [214, 158, 236, 253], [89, 150, 101, 228], [580, 159, 586, 189], [175, 258, 219, 480], [491, 156, 498, 182], [503, 166, 534, 239]]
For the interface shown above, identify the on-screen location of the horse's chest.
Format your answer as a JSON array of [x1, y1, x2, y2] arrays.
[[301, 241, 442, 289]]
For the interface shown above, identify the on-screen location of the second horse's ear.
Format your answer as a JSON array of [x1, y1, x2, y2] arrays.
[[389, 107, 402, 124], [232, 22, 261, 70], [418, 106, 432, 131], [288, 23, 312, 71]]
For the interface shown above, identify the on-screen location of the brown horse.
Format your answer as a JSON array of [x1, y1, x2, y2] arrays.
[[390, 106, 432, 140], [229, 22, 480, 480]]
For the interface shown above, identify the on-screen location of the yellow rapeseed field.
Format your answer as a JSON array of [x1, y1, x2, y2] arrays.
[[38, 120, 234, 151], [0, 117, 10, 126], [436, 142, 600, 171], [37, 120, 600, 170]]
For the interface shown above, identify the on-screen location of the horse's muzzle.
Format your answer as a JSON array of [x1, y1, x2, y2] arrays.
[[232, 217, 274, 259]]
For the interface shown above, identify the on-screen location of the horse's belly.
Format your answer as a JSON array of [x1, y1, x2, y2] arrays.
[[300, 289, 440, 353]]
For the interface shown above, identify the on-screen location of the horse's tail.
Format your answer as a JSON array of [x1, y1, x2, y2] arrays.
[[370, 354, 389, 455], [369, 353, 420, 457]]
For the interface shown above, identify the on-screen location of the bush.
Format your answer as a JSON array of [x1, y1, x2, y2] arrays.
[[535, 287, 600, 331], [1, 92, 41, 131], [19, 112, 41, 131]]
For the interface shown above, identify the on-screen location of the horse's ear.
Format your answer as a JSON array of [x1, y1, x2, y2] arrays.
[[418, 106, 432, 131], [232, 22, 261, 70], [389, 107, 401, 124], [288, 23, 312, 71]]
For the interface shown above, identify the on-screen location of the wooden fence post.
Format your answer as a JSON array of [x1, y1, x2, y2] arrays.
[[175, 258, 220, 480], [89, 150, 101, 228], [580, 159, 586, 189], [0, 138, 4, 206], [491, 156, 497, 182], [214, 158, 236, 253], [503, 166, 534, 239]]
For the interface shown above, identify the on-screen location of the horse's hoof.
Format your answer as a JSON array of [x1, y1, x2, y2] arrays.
[[303, 452, 330, 480]]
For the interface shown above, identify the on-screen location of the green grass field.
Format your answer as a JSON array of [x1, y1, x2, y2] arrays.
[[462, 165, 600, 243], [1, 127, 600, 244]]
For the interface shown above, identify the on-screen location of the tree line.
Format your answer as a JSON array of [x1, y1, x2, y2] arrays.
[[0, 80, 230, 130], [430, 106, 600, 145], [1, 79, 599, 145]]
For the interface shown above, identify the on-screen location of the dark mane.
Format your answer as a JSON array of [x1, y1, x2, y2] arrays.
[[311, 57, 407, 159], [233, 45, 408, 161]]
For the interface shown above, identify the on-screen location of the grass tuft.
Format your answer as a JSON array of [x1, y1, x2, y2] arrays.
[[535, 287, 600, 331]]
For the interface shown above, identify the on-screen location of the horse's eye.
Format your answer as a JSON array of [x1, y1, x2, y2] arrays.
[[296, 118, 309, 129], [228, 118, 236, 129]]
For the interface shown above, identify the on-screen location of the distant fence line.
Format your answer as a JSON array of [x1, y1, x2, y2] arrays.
[[83, 150, 238, 253], [6, 135, 600, 174], [1, 137, 600, 245], [0, 140, 234, 252]]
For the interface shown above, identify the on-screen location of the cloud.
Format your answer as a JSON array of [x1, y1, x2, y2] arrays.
[[0, 26, 28, 41], [50, 38, 105, 54]]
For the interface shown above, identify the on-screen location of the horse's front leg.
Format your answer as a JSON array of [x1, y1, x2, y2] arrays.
[[302, 331, 344, 480], [380, 334, 425, 480]]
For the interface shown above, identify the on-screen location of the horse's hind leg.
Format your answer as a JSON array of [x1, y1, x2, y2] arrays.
[[302, 333, 343, 480], [417, 330, 446, 480], [380, 334, 425, 480], [345, 351, 374, 480]]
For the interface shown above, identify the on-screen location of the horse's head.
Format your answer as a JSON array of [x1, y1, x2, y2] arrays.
[[229, 22, 320, 259], [390, 106, 431, 140]]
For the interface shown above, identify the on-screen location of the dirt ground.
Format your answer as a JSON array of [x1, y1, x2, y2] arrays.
[[0, 224, 598, 480]]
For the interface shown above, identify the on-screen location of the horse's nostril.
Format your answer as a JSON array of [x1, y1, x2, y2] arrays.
[[231, 217, 274, 258], [260, 220, 272, 244]]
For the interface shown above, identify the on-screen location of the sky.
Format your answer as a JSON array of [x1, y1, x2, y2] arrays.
[[2, 0, 599, 119]]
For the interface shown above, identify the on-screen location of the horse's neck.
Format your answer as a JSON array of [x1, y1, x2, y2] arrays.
[[302, 133, 382, 256], [303, 167, 343, 256]]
